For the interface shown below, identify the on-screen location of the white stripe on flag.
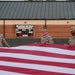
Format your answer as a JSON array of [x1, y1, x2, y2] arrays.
[[0, 53, 75, 64], [0, 70, 28, 75], [11, 46, 75, 56], [1, 61, 75, 75]]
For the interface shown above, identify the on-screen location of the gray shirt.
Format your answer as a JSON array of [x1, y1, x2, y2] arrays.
[[41, 35, 53, 44]]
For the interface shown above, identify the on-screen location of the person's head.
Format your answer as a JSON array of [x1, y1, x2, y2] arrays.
[[42, 29, 48, 36], [70, 26, 75, 36]]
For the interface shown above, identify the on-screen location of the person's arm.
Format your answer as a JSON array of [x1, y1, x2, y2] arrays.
[[2, 35, 10, 47], [41, 37, 44, 43], [68, 37, 75, 45], [48, 36, 54, 44]]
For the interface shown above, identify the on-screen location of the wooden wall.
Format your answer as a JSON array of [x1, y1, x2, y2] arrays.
[[1, 24, 75, 38], [0, 25, 4, 34], [47, 25, 71, 38], [0, 20, 75, 38], [34, 25, 75, 38], [34, 25, 44, 38], [5, 25, 15, 38]]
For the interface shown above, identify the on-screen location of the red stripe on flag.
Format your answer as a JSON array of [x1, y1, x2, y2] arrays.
[[1, 66, 72, 75], [0, 49, 75, 59], [0, 57, 75, 69], [27, 43, 75, 50]]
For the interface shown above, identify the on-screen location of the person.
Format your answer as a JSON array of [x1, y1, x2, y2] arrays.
[[68, 26, 75, 45], [0, 31, 10, 47], [41, 29, 54, 44]]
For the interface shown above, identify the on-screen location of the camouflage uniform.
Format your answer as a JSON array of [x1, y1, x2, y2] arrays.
[[0, 34, 10, 47], [68, 26, 75, 45], [41, 35, 53, 44], [41, 29, 53, 44], [68, 36, 75, 45]]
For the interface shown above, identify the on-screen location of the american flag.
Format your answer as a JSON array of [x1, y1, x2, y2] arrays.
[[0, 43, 75, 75]]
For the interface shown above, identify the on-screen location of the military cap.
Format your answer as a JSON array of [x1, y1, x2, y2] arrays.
[[70, 26, 75, 32], [42, 29, 48, 32]]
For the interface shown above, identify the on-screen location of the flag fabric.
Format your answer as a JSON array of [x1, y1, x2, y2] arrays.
[[0, 43, 75, 75]]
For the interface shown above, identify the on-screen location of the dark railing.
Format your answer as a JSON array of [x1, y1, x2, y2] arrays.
[[5, 38, 68, 47]]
